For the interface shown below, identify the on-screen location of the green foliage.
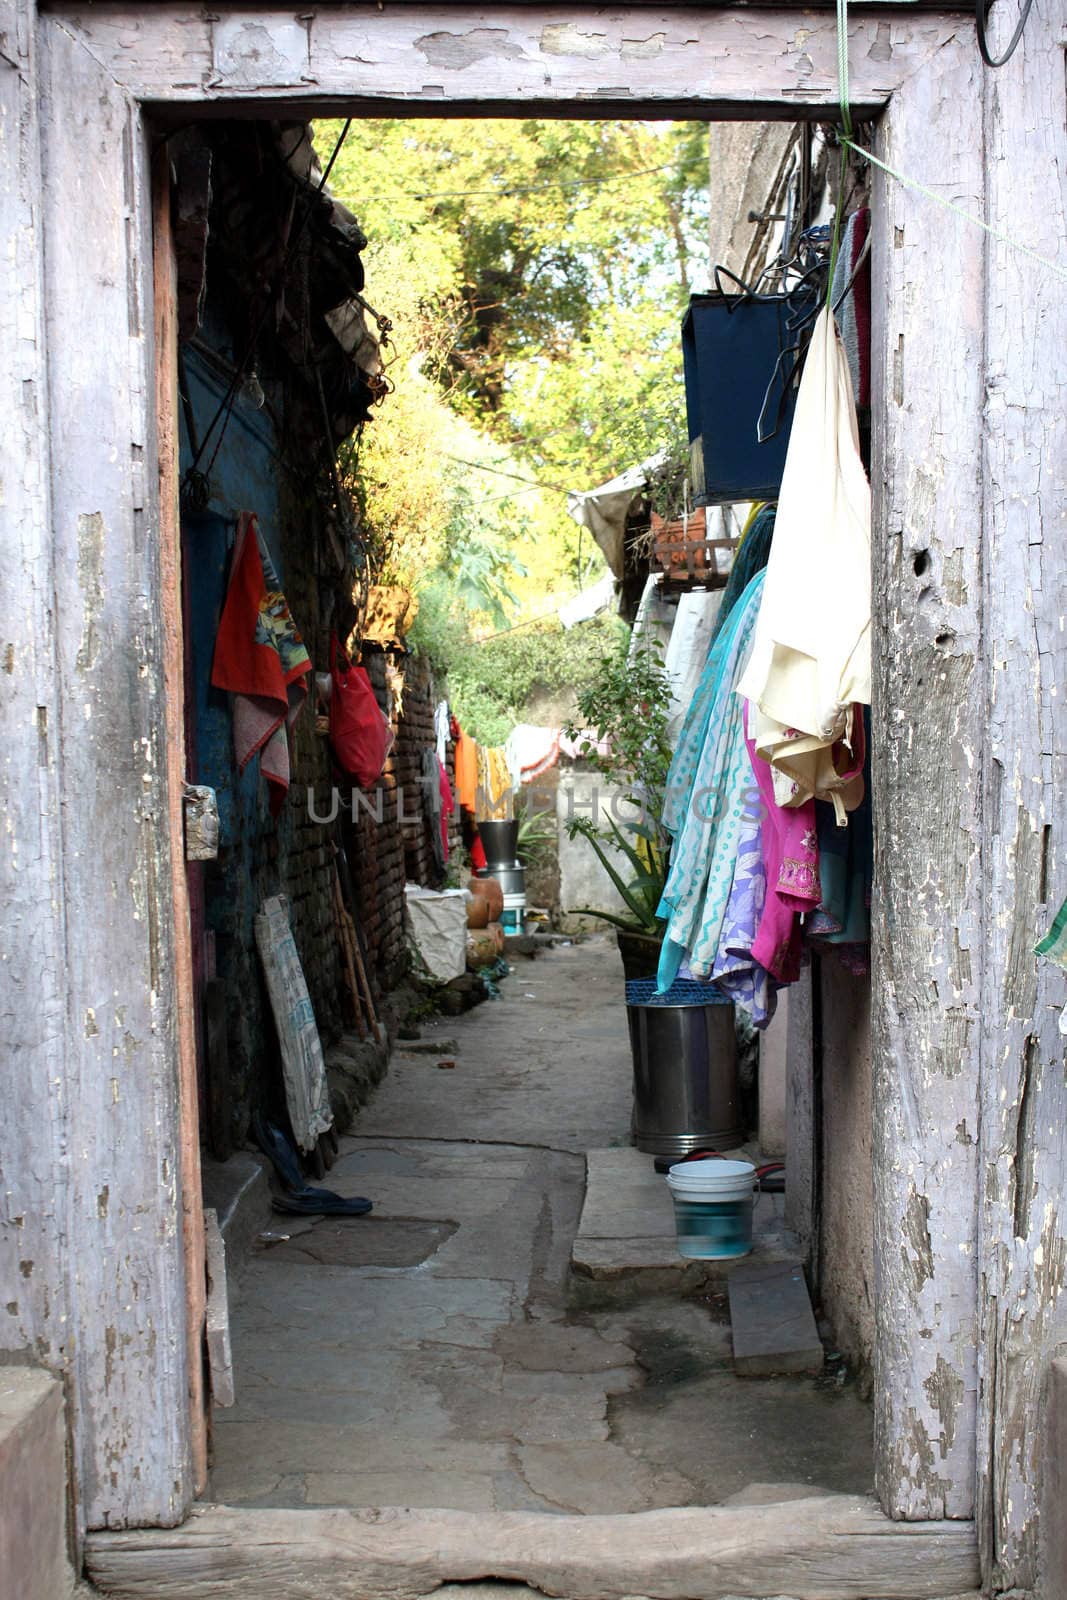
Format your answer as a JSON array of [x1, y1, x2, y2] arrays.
[[567, 814, 665, 937], [562, 636, 675, 936], [564, 637, 674, 822], [514, 793, 557, 870], [321, 116, 708, 649], [408, 606, 627, 748]]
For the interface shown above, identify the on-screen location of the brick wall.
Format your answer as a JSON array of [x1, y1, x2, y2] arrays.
[[340, 647, 449, 991]]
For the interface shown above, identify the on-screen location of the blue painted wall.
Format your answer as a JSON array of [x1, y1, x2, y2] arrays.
[[179, 339, 317, 1139]]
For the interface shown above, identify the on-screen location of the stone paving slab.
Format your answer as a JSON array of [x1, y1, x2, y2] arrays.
[[209, 940, 872, 1516], [728, 1259, 824, 1376], [571, 1147, 803, 1300]]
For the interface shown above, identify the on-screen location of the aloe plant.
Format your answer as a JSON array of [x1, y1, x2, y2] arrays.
[[562, 634, 672, 938], [566, 812, 666, 937]]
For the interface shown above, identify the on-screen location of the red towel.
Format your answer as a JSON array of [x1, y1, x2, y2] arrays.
[[211, 512, 311, 816], [438, 758, 455, 865]]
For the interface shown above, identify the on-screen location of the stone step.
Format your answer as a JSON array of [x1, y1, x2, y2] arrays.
[[569, 1147, 804, 1307], [728, 1258, 824, 1376], [0, 1367, 74, 1600]]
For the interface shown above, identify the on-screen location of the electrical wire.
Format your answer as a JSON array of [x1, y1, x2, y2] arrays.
[[338, 160, 681, 205], [976, 0, 1035, 67], [441, 454, 572, 497]]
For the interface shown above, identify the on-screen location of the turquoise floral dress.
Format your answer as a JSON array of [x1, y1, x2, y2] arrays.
[[656, 571, 766, 992]]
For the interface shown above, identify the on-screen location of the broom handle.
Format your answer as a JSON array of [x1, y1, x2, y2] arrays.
[[335, 843, 385, 1043], [333, 870, 367, 1040]]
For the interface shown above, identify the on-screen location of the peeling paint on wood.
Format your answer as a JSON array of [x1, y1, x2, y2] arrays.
[[976, 5, 1067, 1588], [34, 13, 194, 1532], [0, 0, 77, 1539], [869, 32, 985, 1523], [49, 5, 964, 118], [6, 0, 1062, 1570]]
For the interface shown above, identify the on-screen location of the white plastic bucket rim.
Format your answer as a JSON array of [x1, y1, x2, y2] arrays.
[[666, 1158, 756, 1203]]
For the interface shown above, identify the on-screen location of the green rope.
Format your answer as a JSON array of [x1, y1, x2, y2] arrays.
[[834, 0, 1067, 285], [842, 137, 1067, 285], [826, 0, 853, 307], [836, 0, 853, 141]]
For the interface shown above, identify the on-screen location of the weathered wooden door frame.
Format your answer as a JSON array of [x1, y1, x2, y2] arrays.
[[24, 2, 1065, 1591]]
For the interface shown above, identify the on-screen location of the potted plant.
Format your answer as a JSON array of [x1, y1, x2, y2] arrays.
[[562, 637, 674, 979]]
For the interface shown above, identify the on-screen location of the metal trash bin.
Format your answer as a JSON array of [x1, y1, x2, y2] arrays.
[[625, 979, 742, 1156]]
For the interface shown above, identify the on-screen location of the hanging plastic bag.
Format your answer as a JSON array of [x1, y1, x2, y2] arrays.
[[328, 633, 393, 787]]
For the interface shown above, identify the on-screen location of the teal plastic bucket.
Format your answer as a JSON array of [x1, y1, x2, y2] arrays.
[[665, 1158, 756, 1260]]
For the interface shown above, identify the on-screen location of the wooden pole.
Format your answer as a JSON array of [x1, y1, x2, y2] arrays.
[[153, 143, 209, 1498], [333, 869, 367, 1040]]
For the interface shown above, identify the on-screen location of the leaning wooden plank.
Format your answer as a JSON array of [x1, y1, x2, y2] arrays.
[[86, 1498, 980, 1600]]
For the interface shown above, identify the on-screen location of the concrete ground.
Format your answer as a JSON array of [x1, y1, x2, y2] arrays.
[[210, 937, 873, 1512]]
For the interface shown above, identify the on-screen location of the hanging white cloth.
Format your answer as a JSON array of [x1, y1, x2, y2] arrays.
[[737, 305, 871, 812], [434, 699, 450, 767], [664, 588, 722, 747]]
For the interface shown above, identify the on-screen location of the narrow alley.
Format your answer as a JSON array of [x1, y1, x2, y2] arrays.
[[211, 938, 873, 1514]]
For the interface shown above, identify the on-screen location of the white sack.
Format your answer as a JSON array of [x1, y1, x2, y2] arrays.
[[405, 884, 467, 983]]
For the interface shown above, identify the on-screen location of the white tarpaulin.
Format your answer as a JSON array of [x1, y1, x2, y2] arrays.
[[405, 884, 467, 983], [567, 451, 666, 578], [557, 572, 616, 630], [255, 895, 333, 1153]]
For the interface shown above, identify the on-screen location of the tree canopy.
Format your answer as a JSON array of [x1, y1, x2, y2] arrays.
[[320, 117, 709, 734]]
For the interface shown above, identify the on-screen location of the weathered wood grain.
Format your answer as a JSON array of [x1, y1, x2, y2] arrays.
[[869, 25, 986, 1520], [153, 149, 208, 1497], [38, 15, 194, 1529], [975, 1, 1067, 1590], [0, 0, 72, 1530], [48, 4, 961, 118], [85, 1498, 980, 1600]]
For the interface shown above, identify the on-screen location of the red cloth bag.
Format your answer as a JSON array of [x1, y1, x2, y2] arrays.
[[328, 634, 393, 787]]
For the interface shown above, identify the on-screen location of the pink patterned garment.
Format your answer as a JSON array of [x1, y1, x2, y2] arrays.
[[745, 703, 821, 984]]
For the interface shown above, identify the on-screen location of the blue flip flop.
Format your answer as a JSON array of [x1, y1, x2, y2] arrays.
[[254, 1112, 373, 1216], [271, 1192, 373, 1217]]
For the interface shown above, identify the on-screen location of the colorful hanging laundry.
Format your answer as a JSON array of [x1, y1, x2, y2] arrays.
[[738, 307, 871, 814], [656, 571, 766, 993], [504, 724, 561, 787], [476, 744, 512, 821], [1036, 897, 1067, 969], [454, 728, 478, 813], [434, 699, 451, 766], [806, 712, 873, 973], [745, 702, 821, 985], [438, 758, 455, 867], [703, 775, 778, 1028], [211, 511, 311, 817], [423, 746, 445, 873]]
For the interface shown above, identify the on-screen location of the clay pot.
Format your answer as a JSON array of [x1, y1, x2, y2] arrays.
[[466, 893, 490, 930], [488, 921, 505, 954], [466, 929, 497, 969], [469, 874, 503, 922]]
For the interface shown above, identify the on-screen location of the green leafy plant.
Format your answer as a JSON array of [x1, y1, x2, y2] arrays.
[[567, 813, 665, 935], [515, 793, 557, 870], [563, 635, 674, 937]]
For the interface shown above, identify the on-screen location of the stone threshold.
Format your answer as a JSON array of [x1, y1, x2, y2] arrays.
[[85, 1497, 980, 1600]]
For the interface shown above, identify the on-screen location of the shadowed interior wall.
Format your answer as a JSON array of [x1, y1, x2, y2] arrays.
[[818, 961, 875, 1381]]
